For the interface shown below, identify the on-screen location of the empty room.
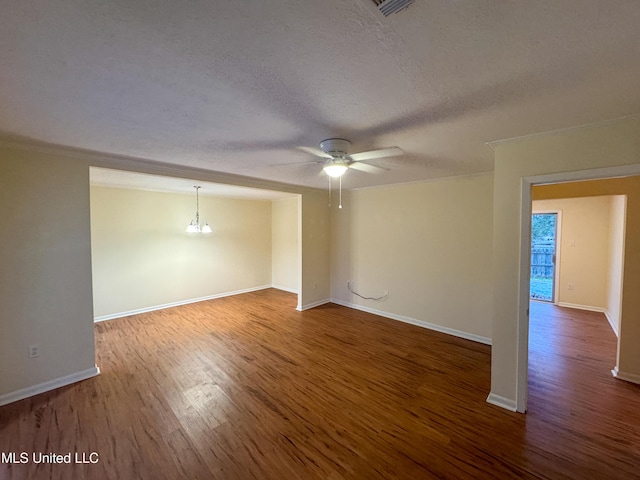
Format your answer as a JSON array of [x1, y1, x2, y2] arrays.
[[1, 1, 640, 479]]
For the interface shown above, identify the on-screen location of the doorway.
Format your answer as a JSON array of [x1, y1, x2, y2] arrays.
[[514, 165, 640, 413], [530, 212, 558, 302]]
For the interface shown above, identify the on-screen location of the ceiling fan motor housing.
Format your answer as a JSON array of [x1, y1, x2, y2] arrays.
[[320, 138, 351, 157]]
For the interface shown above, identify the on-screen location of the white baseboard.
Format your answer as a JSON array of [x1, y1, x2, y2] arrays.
[[486, 392, 518, 412], [272, 284, 299, 294], [330, 298, 492, 346], [611, 367, 640, 384], [0, 365, 100, 407], [94, 285, 272, 322], [557, 302, 605, 313], [604, 310, 619, 337], [296, 298, 331, 311]]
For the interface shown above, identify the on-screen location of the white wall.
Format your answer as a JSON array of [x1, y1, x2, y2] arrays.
[[90, 186, 273, 319], [271, 196, 300, 293], [607, 195, 626, 335], [331, 173, 494, 342]]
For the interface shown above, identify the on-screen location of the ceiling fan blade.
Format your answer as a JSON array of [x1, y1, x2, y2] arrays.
[[349, 147, 403, 162], [271, 160, 322, 167], [297, 146, 333, 159], [349, 162, 388, 173]]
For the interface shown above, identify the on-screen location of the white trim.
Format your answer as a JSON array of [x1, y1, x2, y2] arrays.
[[296, 195, 303, 312], [556, 302, 606, 313], [94, 285, 272, 322], [487, 114, 640, 147], [525, 164, 640, 187], [611, 367, 640, 385], [604, 311, 619, 337], [272, 284, 299, 294], [0, 366, 100, 407], [330, 299, 492, 345], [486, 392, 518, 412], [296, 298, 331, 311]]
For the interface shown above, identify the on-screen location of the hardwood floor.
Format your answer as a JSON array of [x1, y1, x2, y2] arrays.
[[1, 290, 639, 479]]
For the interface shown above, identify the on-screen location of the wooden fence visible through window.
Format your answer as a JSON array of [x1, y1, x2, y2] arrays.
[[531, 245, 554, 277]]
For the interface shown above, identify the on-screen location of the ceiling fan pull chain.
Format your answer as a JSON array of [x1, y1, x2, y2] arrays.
[[339, 176, 343, 209], [328, 176, 332, 207]]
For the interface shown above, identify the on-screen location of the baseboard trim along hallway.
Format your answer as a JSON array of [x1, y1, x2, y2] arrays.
[[0, 366, 100, 407], [331, 298, 492, 345]]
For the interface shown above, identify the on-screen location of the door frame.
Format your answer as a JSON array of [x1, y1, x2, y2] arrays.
[[530, 209, 562, 304], [516, 163, 640, 413]]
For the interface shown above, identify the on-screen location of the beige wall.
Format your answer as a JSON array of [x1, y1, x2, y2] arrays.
[[532, 196, 614, 310], [331, 173, 494, 341], [299, 190, 331, 309], [0, 140, 328, 403], [491, 116, 640, 411], [271, 196, 300, 293], [90, 186, 273, 318], [0, 147, 96, 400]]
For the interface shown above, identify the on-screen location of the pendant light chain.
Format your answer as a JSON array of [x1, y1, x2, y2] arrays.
[[195, 186, 200, 226]]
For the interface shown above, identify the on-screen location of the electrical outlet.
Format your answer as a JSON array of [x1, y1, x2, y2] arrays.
[[29, 345, 40, 358]]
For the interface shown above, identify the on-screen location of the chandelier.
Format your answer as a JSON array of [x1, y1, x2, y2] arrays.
[[186, 186, 212, 233]]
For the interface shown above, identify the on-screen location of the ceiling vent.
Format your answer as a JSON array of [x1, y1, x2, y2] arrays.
[[372, 0, 414, 17]]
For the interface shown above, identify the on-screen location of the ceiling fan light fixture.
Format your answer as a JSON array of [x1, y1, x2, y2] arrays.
[[323, 162, 348, 178], [300, 138, 404, 208]]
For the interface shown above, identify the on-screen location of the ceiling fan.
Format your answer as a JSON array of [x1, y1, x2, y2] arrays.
[[287, 138, 403, 209], [297, 138, 403, 178]]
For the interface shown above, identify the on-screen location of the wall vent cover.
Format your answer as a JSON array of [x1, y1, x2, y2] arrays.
[[372, 0, 414, 17]]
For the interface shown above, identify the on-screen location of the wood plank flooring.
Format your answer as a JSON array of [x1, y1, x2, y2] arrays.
[[1, 290, 639, 479]]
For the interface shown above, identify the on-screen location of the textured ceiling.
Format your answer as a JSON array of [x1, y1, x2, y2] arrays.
[[1, 1, 639, 190]]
